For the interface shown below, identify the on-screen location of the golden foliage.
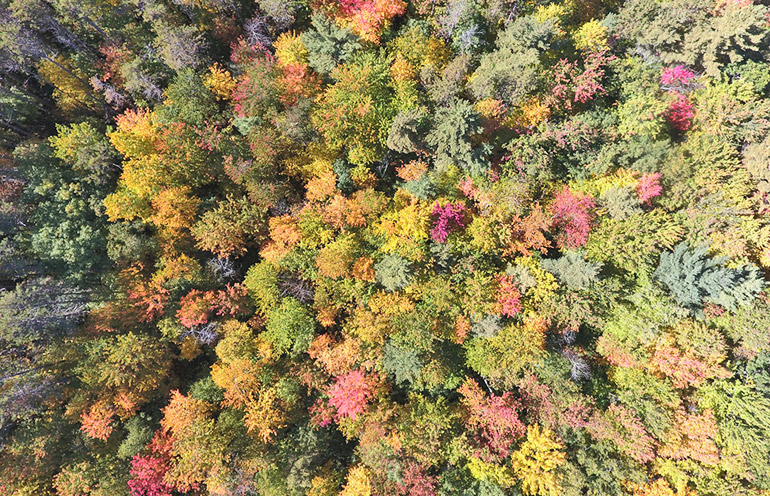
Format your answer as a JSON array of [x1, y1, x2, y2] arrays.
[[467, 457, 516, 488], [376, 202, 430, 260], [573, 20, 609, 52], [38, 56, 99, 112], [275, 31, 309, 67], [243, 386, 286, 443], [204, 63, 237, 100], [391, 53, 415, 82], [631, 478, 697, 496], [308, 334, 362, 375], [161, 390, 213, 435], [149, 186, 200, 232], [340, 465, 372, 496], [179, 336, 202, 361], [510, 425, 566, 496], [352, 256, 376, 282], [317, 235, 357, 279]]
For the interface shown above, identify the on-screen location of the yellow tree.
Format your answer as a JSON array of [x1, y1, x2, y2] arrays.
[[104, 109, 212, 225], [211, 320, 287, 443], [340, 465, 372, 496], [38, 56, 102, 113], [510, 424, 566, 496]]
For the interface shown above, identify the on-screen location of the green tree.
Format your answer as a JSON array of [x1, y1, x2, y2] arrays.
[[264, 297, 316, 356], [301, 14, 361, 75], [375, 253, 412, 291], [16, 140, 112, 280], [426, 99, 490, 176], [469, 15, 556, 106], [312, 52, 396, 165], [541, 252, 602, 291], [702, 380, 770, 487]]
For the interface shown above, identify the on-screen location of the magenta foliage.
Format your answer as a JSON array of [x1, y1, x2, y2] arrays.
[[665, 94, 695, 131], [129, 457, 174, 496], [660, 65, 695, 87], [636, 172, 662, 204], [550, 186, 594, 249], [430, 201, 466, 243]]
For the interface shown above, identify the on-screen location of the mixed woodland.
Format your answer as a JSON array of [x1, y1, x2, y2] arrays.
[[3, 0, 770, 494]]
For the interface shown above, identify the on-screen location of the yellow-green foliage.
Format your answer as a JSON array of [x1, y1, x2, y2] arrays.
[[9, 0, 770, 493], [465, 316, 547, 386], [570, 168, 639, 198], [573, 20, 608, 52], [511, 257, 559, 313]]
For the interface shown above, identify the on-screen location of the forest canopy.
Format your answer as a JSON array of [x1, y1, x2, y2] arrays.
[[2, 0, 770, 495]]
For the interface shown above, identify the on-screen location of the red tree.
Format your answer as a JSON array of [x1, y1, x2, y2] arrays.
[[664, 94, 694, 132], [176, 290, 217, 328], [128, 431, 175, 496], [177, 284, 251, 328], [458, 379, 525, 462]]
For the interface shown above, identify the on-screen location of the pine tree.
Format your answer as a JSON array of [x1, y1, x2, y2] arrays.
[[301, 14, 361, 75], [654, 242, 764, 314], [425, 99, 490, 176], [541, 252, 602, 291], [375, 254, 412, 291]]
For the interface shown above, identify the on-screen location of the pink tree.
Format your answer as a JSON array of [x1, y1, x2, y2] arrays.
[[586, 404, 655, 463], [547, 49, 612, 112], [550, 186, 594, 249], [396, 461, 438, 496], [660, 65, 695, 88], [636, 172, 662, 204], [327, 370, 374, 421]]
